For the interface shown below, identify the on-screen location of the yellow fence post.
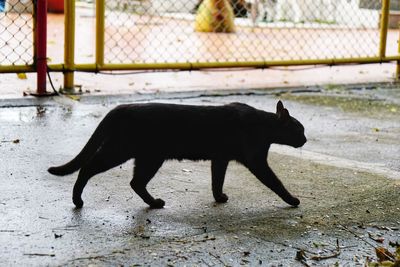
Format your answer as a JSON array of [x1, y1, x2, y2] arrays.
[[64, 0, 76, 92], [96, 0, 105, 68], [379, 0, 390, 58]]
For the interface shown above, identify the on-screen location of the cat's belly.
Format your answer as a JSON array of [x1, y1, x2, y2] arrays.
[[131, 141, 238, 161]]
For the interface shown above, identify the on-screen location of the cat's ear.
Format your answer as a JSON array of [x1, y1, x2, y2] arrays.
[[276, 100, 284, 114], [277, 101, 290, 122]]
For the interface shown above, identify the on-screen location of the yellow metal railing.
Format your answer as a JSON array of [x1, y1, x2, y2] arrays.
[[379, 0, 390, 58], [63, 0, 76, 91], [0, 0, 399, 92]]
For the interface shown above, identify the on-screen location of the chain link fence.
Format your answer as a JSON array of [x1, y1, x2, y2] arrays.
[[0, 0, 34, 66], [0, 1, 395, 70], [103, 0, 386, 65]]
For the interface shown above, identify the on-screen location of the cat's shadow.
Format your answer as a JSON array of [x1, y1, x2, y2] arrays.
[[69, 199, 300, 240], [70, 207, 84, 221], [69, 205, 159, 227]]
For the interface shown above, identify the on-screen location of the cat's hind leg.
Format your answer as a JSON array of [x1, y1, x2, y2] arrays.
[[72, 141, 129, 208], [130, 158, 164, 209], [245, 160, 300, 207], [211, 159, 229, 203]]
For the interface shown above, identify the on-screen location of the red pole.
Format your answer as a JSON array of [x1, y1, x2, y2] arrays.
[[36, 0, 47, 95]]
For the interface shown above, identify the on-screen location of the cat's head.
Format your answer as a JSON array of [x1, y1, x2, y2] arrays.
[[275, 101, 307, 148]]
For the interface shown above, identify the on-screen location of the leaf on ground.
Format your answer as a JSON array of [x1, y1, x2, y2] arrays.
[[17, 73, 27, 79], [376, 247, 395, 262], [66, 95, 81, 101], [368, 232, 385, 243], [367, 244, 400, 267]]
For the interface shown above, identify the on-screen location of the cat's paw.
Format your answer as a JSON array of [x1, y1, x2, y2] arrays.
[[73, 198, 84, 209], [215, 193, 229, 203], [287, 197, 300, 207], [150, 198, 165, 209]]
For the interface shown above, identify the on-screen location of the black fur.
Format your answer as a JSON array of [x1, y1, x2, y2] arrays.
[[48, 101, 306, 209]]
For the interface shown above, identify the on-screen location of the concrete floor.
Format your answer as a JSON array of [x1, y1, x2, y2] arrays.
[[0, 86, 399, 266]]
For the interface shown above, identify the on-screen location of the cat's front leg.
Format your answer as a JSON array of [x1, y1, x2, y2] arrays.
[[211, 159, 229, 203], [245, 160, 300, 207]]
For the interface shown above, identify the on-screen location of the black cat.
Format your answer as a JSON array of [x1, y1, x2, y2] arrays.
[[48, 101, 306, 209]]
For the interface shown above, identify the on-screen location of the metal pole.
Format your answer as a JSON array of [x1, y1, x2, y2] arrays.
[[379, 0, 390, 58], [96, 0, 105, 68], [36, 0, 47, 95], [64, 0, 76, 91]]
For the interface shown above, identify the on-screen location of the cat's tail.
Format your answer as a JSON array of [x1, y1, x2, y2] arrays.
[[48, 111, 113, 176]]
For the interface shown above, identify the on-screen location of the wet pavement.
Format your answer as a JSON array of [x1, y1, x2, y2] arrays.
[[0, 86, 399, 266]]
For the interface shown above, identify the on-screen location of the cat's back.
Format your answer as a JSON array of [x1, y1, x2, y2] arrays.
[[106, 102, 275, 136], [112, 102, 253, 124]]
